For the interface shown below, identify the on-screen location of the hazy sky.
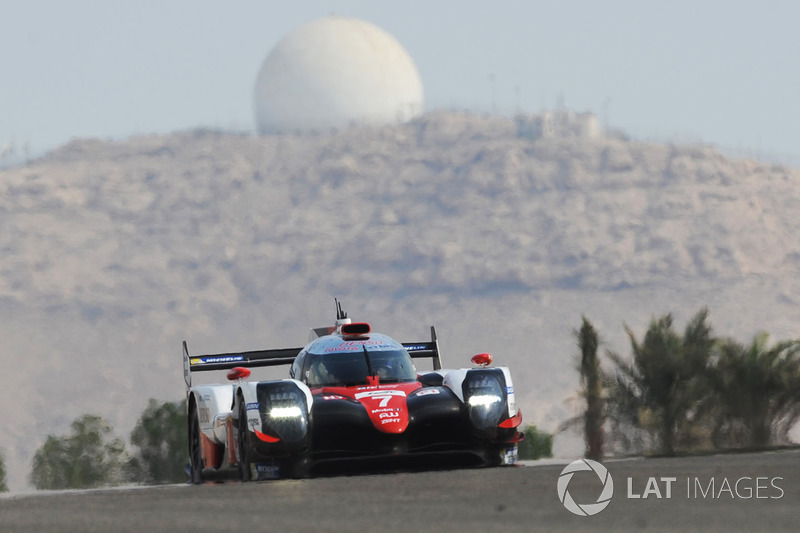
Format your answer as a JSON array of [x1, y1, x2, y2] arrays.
[[1, 0, 798, 164]]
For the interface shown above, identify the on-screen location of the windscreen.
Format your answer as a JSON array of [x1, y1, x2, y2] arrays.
[[304, 349, 417, 387]]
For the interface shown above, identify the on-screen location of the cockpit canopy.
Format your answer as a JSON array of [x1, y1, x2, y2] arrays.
[[305, 349, 417, 387]]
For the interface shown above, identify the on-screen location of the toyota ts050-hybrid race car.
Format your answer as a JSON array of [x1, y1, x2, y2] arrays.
[[183, 302, 523, 482]]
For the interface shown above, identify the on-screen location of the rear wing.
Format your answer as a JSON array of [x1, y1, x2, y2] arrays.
[[183, 341, 302, 389], [402, 326, 442, 371]]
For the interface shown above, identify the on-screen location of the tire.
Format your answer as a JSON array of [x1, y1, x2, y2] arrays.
[[485, 448, 503, 467], [485, 443, 518, 467], [188, 406, 204, 484], [237, 400, 253, 482], [282, 453, 311, 479], [477, 444, 509, 467]]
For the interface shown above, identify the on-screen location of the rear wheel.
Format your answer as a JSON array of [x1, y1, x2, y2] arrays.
[[188, 406, 204, 484], [237, 400, 253, 482]]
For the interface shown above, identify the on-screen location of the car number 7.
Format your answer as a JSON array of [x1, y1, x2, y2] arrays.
[[374, 394, 393, 407]]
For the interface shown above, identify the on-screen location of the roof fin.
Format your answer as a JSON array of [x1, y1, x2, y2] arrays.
[[334, 298, 351, 328], [335, 298, 348, 321]]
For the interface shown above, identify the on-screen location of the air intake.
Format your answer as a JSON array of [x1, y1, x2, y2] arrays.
[[341, 322, 371, 336]]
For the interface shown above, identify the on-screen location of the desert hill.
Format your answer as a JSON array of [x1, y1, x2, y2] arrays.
[[1, 110, 799, 490]]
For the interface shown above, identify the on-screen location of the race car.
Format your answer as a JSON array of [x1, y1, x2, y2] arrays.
[[183, 302, 523, 482]]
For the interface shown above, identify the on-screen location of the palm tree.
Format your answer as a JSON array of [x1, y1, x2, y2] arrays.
[[576, 316, 604, 460], [606, 308, 714, 455], [709, 333, 800, 449], [559, 317, 606, 459]]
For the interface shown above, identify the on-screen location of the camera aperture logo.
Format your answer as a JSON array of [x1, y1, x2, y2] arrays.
[[557, 459, 614, 516]]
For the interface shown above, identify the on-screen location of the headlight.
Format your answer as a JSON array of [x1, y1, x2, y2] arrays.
[[468, 394, 502, 407], [257, 383, 309, 444], [269, 390, 301, 402], [464, 370, 506, 432], [269, 406, 303, 418]]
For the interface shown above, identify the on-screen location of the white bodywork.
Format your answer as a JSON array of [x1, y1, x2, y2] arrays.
[[192, 384, 234, 445]]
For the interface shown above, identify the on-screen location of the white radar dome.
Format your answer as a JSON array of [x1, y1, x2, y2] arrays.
[[253, 16, 424, 134]]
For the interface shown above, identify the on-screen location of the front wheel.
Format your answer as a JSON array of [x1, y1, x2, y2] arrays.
[[480, 443, 518, 467], [237, 400, 253, 481], [282, 453, 312, 479]]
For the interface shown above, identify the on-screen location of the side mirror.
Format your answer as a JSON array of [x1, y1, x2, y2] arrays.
[[227, 367, 252, 381], [471, 353, 493, 367]]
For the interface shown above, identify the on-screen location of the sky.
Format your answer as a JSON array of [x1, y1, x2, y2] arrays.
[[1, 0, 798, 166]]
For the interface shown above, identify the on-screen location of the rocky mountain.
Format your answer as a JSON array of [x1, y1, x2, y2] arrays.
[[2, 110, 799, 491]]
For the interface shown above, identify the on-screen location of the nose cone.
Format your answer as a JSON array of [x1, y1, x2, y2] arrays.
[[355, 389, 410, 434]]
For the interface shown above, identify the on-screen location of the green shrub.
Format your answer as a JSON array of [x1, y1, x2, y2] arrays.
[[518, 425, 553, 460]]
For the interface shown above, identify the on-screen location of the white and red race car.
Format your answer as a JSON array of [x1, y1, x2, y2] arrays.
[[183, 302, 523, 481]]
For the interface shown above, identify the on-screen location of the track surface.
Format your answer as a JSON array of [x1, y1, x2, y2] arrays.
[[1, 450, 798, 532]]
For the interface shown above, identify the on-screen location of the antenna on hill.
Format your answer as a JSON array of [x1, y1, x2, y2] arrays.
[[602, 96, 612, 131]]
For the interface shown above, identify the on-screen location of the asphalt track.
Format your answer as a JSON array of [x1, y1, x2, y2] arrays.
[[1, 449, 798, 532]]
